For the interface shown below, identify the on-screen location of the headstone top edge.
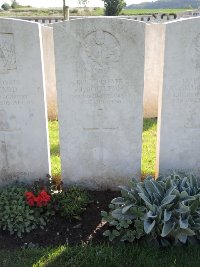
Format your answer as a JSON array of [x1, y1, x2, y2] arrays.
[[163, 16, 200, 25], [53, 17, 146, 28], [0, 17, 41, 27]]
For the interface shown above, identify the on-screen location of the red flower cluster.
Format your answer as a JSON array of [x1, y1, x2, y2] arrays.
[[25, 190, 51, 207]]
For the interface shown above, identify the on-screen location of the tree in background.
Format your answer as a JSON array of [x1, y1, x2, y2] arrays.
[[103, 0, 126, 16], [78, 0, 89, 8], [1, 3, 11, 10], [11, 0, 20, 9]]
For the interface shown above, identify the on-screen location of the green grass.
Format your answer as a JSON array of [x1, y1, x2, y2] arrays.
[[142, 118, 157, 176], [120, 8, 189, 15], [1, 244, 200, 266], [48, 121, 61, 180], [48, 118, 157, 179]]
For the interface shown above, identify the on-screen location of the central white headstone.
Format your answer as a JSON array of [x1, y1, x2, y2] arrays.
[[54, 18, 145, 189], [0, 18, 50, 185]]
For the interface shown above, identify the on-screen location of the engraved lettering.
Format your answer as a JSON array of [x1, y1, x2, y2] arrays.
[[0, 33, 17, 73]]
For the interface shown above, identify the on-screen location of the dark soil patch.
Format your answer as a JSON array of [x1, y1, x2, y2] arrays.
[[0, 191, 119, 251]]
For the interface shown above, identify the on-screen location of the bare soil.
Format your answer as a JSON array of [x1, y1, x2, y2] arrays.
[[0, 191, 119, 250]]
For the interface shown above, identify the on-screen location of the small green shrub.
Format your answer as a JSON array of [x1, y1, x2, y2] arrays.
[[0, 183, 53, 237], [52, 186, 90, 219], [102, 174, 200, 246]]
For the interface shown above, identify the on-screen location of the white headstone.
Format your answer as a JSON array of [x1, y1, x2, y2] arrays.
[[54, 18, 145, 190], [157, 18, 200, 177], [0, 18, 50, 185], [143, 24, 165, 118]]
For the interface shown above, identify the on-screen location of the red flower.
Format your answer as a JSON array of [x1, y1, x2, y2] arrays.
[[25, 192, 34, 199], [27, 198, 35, 206], [25, 190, 51, 207]]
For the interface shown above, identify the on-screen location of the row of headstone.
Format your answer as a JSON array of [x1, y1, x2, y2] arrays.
[[0, 17, 199, 189]]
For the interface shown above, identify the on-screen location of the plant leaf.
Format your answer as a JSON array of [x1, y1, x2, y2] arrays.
[[161, 195, 176, 208], [161, 221, 174, 237], [144, 219, 155, 234], [164, 209, 172, 222]]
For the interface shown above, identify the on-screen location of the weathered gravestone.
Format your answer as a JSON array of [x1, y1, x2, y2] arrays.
[[156, 18, 200, 177], [0, 18, 50, 185], [54, 18, 145, 189]]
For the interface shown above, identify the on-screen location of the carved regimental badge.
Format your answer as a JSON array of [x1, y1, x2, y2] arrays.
[[80, 30, 120, 72], [0, 33, 17, 73]]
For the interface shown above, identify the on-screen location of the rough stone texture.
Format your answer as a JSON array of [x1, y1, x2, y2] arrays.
[[143, 23, 165, 118], [54, 18, 145, 190], [156, 18, 200, 177], [41, 26, 58, 121], [0, 18, 51, 185]]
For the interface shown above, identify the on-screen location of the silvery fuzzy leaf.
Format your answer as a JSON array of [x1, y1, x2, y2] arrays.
[[138, 193, 153, 209], [180, 228, 195, 236], [165, 186, 177, 197], [161, 195, 176, 208], [164, 209, 172, 222], [119, 186, 131, 193], [171, 189, 180, 197], [144, 180, 156, 196], [177, 202, 190, 214], [179, 217, 188, 229], [111, 208, 123, 220], [147, 210, 157, 219], [144, 219, 155, 234], [161, 221, 174, 237], [137, 183, 148, 196], [180, 177, 188, 190], [190, 175, 198, 189], [178, 235, 187, 244], [122, 204, 134, 214], [149, 180, 162, 197], [111, 197, 125, 205], [180, 191, 189, 201], [153, 193, 161, 202], [165, 176, 173, 190]]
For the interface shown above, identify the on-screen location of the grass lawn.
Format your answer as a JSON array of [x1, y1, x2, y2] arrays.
[[1, 244, 200, 266], [120, 8, 188, 15], [48, 118, 157, 180]]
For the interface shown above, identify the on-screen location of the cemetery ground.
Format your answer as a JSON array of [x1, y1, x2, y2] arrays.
[[1, 118, 200, 266]]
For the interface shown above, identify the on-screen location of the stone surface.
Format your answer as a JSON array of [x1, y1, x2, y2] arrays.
[[54, 18, 145, 190], [0, 18, 50, 185], [156, 18, 200, 177], [41, 26, 58, 121], [143, 23, 165, 118]]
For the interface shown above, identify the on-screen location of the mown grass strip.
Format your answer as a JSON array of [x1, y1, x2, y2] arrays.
[[1, 244, 200, 267]]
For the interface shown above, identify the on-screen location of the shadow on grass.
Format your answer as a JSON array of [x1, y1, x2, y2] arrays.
[[50, 144, 60, 156], [143, 118, 157, 131]]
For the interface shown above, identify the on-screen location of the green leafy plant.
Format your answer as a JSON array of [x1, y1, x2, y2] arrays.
[[103, 0, 126, 16], [102, 174, 200, 246], [52, 186, 90, 219], [0, 183, 53, 238]]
